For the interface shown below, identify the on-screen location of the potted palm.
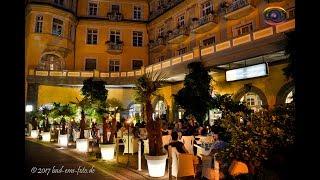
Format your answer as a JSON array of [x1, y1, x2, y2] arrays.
[[134, 72, 167, 177], [99, 98, 123, 160], [77, 78, 108, 153], [28, 110, 40, 138], [51, 103, 76, 147], [39, 107, 51, 142]]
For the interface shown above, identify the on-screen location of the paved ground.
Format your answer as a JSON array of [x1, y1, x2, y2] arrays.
[[25, 140, 139, 180], [25, 138, 201, 179]]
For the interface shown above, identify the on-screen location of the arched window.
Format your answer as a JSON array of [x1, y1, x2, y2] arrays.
[[240, 92, 263, 112], [129, 104, 142, 118], [154, 100, 167, 119], [37, 54, 65, 71]]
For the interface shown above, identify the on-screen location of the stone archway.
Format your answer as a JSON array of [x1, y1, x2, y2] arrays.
[[233, 84, 269, 109], [37, 52, 65, 71], [152, 96, 169, 120], [275, 81, 295, 105]]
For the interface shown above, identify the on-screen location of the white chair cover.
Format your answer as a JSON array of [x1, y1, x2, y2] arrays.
[[181, 136, 194, 155], [162, 135, 172, 147], [122, 135, 139, 154], [170, 147, 195, 178], [117, 130, 123, 138], [73, 129, 80, 142]]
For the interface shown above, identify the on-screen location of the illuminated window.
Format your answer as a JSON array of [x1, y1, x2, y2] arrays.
[[88, 2, 98, 16], [129, 104, 142, 118], [87, 29, 98, 44], [177, 47, 187, 55], [154, 100, 167, 118], [240, 92, 263, 112], [132, 60, 143, 70], [285, 89, 294, 104], [85, 59, 96, 71], [109, 60, 120, 72], [35, 15, 43, 33], [234, 22, 253, 37], [52, 18, 63, 36], [133, 6, 142, 20], [109, 30, 121, 43], [203, 36, 215, 46], [133, 31, 143, 47], [202, 1, 213, 16], [177, 15, 185, 27]]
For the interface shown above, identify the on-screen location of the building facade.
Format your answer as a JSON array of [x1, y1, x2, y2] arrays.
[[25, 0, 295, 122]]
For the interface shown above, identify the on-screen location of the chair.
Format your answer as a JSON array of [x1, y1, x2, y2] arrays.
[[170, 147, 195, 178], [181, 136, 194, 154], [202, 155, 220, 179], [143, 139, 149, 154], [84, 129, 90, 139], [122, 135, 139, 154], [117, 130, 123, 138], [162, 135, 172, 147]]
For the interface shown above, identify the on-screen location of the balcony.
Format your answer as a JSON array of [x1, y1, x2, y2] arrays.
[[149, 37, 166, 52], [106, 41, 123, 54], [190, 13, 218, 34], [167, 26, 189, 44], [107, 12, 123, 21], [149, 0, 185, 21], [224, 0, 256, 20]]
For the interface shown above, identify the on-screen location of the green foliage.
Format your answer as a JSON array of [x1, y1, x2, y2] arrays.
[[216, 103, 295, 174], [174, 62, 214, 125], [134, 72, 167, 105], [81, 78, 108, 102], [50, 103, 77, 122], [134, 72, 167, 156], [107, 98, 124, 116]]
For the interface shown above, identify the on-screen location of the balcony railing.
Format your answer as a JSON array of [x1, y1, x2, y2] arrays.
[[106, 41, 123, 53], [225, 0, 251, 14], [149, 37, 166, 49], [191, 13, 218, 32], [149, 0, 185, 20], [107, 12, 123, 21], [167, 26, 189, 43]]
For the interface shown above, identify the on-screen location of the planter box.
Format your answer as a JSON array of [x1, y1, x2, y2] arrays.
[[76, 139, 89, 152], [30, 130, 39, 139], [58, 134, 68, 147], [145, 154, 168, 177], [41, 132, 51, 142], [99, 144, 116, 160]]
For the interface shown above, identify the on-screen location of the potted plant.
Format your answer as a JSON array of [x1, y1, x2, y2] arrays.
[[99, 98, 123, 160], [29, 110, 40, 138], [39, 107, 51, 142], [134, 72, 167, 177], [76, 78, 108, 153], [51, 103, 76, 147]]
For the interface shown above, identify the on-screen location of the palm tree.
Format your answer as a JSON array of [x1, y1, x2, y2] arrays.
[[50, 103, 76, 135], [134, 72, 167, 156], [106, 98, 124, 144]]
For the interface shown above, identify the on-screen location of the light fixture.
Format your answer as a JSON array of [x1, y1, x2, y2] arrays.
[[26, 105, 33, 112]]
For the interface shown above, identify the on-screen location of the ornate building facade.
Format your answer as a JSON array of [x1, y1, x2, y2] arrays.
[[25, 0, 295, 121]]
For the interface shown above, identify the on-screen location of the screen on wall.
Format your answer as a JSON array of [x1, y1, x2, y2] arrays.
[[226, 63, 268, 82]]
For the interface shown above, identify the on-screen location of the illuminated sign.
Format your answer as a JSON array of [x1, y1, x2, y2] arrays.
[[263, 7, 287, 25], [226, 63, 268, 82]]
